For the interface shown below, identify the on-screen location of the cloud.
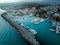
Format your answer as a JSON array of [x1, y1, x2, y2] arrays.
[[0, 0, 44, 3], [0, 0, 20, 3]]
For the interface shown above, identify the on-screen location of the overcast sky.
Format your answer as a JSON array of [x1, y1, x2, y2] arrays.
[[0, 0, 60, 3]]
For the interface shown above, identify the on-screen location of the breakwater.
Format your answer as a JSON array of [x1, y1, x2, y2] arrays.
[[1, 14, 39, 45]]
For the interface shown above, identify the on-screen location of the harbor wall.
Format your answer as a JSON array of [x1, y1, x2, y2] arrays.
[[1, 14, 40, 45]]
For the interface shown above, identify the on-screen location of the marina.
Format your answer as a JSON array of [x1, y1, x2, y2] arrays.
[[0, 2, 60, 45], [1, 11, 60, 45], [1, 12, 39, 45]]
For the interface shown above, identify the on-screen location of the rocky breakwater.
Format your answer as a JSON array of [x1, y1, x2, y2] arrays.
[[1, 12, 40, 45]]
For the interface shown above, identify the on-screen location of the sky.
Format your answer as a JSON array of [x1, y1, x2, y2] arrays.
[[0, 0, 43, 3], [0, 0, 60, 3]]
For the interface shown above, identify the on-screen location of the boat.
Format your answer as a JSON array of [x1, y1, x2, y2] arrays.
[[31, 18, 44, 24], [29, 29, 37, 35], [56, 22, 60, 33]]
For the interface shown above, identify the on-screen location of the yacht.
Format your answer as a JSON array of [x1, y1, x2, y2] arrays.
[[31, 18, 44, 24], [29, 28, 37, 35], [56, 22, 60, 33]]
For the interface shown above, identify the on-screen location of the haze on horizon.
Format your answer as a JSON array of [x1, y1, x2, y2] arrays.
[[0, 0, 60, 3]]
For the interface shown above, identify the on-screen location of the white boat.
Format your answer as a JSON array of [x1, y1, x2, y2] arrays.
[[21, 23, 25, 27], [31, 18, 45, 24], [31, 18, 40, 24], [52, 21, 56, 26], [56, 22, 60, 33], [29, 29, 37, 35], [49, 21, 56, 31], [40, 19, 45, 22], [49, 29, 55, 31]]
